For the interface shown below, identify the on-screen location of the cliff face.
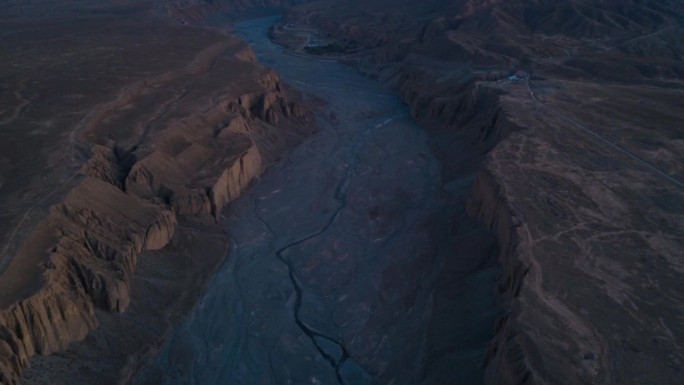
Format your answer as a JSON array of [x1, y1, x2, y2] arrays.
[[0, 178, 177, 384], [0, 272, 96, 385], [125, 138, 263, 220], [124, 69, 308, 220], [280, 2, 684, 384], [0, 18, 312, 384], [207, 143, 262, 218], [468, 80, 684, 385], [393, 67, 535, 385], [467, 171, 529, 384]]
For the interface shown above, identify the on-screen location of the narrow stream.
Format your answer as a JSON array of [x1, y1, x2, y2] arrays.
[[134, 16, 500, 385]]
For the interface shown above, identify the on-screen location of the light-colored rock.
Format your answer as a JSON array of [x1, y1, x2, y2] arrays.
[[209, 142, 262, 220], [79, 145, 123, 188], [0, 178, 178, 384], [467, 169, 531, 384], [145, 210, 177, 250]]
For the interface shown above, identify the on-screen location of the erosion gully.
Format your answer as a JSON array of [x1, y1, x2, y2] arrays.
[[134, 16, 500, 385]]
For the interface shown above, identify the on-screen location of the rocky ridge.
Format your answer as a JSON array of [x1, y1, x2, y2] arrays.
[[2, 0, 683, 383], [0, 27, 311, 384], [278, 1, 684, 383]]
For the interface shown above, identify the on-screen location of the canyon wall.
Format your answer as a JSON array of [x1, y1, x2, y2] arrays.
[[3, 1, 682, 384], [167, 0, 314, 24], [397, 74, 536, 385], [395, 66, 538, 385], [0, 177, 177, 385], [279, 2, 684, 383], [398, 74, 535, 384], [0, 25, 312, 384], [276, 9, 533, 383]]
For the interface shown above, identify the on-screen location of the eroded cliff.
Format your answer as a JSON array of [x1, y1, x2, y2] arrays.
[[0, 18, 312, 384], [277, 2, 684, 383]]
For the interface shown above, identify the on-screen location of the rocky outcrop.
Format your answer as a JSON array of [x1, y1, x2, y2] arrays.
[[467, 169, 533, 385], [124, 70, 307, 221], [231, 90, 303, 125], [217, 114, 251, 137], [234, 44, 258, 63], [0, 276, 97, 385], [229, 70, 308, 125], [0, 7, 315, 383], [169, 187, 214, 217], [125, 139, 262, 221], [0, 178, 177, 385], [285, 7, 535, 381], [125, 154, 214, 217], [208, 143, 262, 219]]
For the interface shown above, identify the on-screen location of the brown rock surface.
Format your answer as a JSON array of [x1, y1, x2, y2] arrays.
[[0, 3, 312, 384], [2, 0, 683, 384], [471, 79, 684, 385], [277, 1, 684, 384]]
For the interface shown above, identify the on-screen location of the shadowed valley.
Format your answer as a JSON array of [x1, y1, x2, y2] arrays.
[[0, 1, 683, 385]]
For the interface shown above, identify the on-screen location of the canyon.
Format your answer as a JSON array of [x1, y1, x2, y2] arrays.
[[273, 1, 684, 384], [131, 16, 500, 385], [1, 1, 683, 384]]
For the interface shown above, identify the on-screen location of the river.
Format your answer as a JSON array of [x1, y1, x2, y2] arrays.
[[133, 16, 500, 385]]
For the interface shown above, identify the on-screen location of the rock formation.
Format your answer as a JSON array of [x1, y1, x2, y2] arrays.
[[278, 1, 684, 383], [0, 8, 312, 383], [2, 0, 683, 384]]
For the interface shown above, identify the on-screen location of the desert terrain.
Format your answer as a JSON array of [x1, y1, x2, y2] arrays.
[[0, 1, 683, 385], [272, 1, 684, 384], [0, 1, 312, 384]]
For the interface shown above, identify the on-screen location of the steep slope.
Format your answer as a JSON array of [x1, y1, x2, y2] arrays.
[[2, 1, 683, 384], [276, 1, 684, 384], [278, 0, 684, 80], [167, 0, 312, 24], [0, 7, 313, 384]]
